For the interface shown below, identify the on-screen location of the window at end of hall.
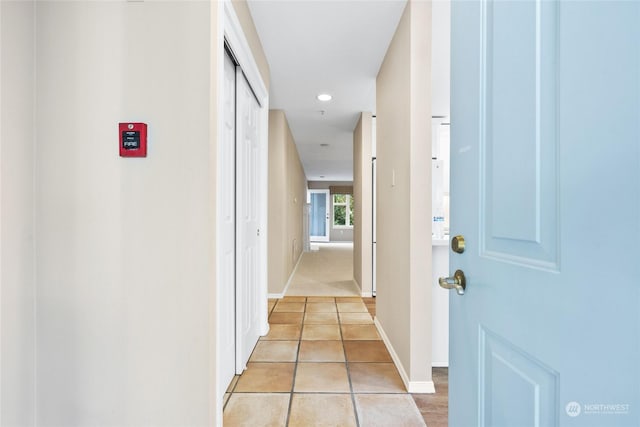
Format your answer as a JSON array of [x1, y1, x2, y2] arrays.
[[333, 194, 354, 228]]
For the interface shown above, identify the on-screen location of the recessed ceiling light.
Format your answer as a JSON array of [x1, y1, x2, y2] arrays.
[[317, 93, 332, 102]]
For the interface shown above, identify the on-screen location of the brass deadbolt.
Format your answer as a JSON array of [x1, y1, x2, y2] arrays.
[[451, 235, 466, 254]]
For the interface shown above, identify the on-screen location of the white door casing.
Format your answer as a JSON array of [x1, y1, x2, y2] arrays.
[[216, 1, 270, 420]]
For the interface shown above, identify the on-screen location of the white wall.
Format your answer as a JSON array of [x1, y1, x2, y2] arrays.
[[330, 227, 353, 242], [430, 0, 451, 368], [431, 0, 451, 117], [0, 1, 271, 425], [35, 2, 217, 425], [0, 1, 37, 425]]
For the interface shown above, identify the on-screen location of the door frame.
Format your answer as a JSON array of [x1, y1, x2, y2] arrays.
[[309, 189, 331, 242], [215, 1, 269, 421]]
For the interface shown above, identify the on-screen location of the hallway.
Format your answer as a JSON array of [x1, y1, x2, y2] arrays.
[[223, 296, 427, 426], [224, 240, 448, 425], [286, 243, 360, 297]]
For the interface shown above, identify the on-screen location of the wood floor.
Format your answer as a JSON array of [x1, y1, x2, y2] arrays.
[[412, 367, 449, 427]]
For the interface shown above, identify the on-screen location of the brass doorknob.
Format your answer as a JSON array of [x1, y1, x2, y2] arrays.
[[438, 270, 466, 295]]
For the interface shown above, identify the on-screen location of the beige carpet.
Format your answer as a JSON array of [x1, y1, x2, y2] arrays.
[[286, 242, 361, 297]]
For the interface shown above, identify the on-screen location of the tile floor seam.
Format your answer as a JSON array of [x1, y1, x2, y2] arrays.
[[286, 391, 352, 394], [284, 296, 305, 427], [337, 298, 361, 427], [222, 374, 239, 411]]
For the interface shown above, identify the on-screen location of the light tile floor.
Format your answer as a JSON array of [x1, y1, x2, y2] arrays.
[[223, 296, 427, 427]]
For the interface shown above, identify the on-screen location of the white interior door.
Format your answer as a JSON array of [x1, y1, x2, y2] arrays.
[[217, 51, 236, 397], [235, 68, 262, 373], [448, 1, 639, 426], [309, 189, 330, 242]]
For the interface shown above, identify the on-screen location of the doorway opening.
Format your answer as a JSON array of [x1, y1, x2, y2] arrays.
[[309, 189, 330, 242]]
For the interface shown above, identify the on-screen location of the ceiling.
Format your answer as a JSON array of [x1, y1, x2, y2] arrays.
[[247, 0, 408, 181]]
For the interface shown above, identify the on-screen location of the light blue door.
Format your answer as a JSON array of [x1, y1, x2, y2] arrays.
[[448, 1, 639, 426], [310, 189, 330, 242]]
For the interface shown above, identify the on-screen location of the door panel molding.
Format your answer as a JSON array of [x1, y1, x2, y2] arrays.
[[479, 327, 559, 427], [478, 0, 559, 271]]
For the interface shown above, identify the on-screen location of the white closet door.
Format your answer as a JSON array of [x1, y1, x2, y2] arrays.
[[217, 52, 236, 395], [235, 69, 261, 372]]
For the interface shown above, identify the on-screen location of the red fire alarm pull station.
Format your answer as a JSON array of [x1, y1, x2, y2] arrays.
[[119, 122, 147, 157]]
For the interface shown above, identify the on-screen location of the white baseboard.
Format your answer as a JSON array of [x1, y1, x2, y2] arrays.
[[268, 251, 304, 299], [353, 278, 372, 298], [260, 323, 270, 336], [407, 381, 436, 393], [374, 317, 436, 394], [432, 362, 449, 368]]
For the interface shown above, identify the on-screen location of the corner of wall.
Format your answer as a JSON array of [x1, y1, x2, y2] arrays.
[[375, 0, 433, 387], [374, 318, 435, 393]]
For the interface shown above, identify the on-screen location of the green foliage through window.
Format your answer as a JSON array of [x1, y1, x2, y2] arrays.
[[333, 194, 354, 227]]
